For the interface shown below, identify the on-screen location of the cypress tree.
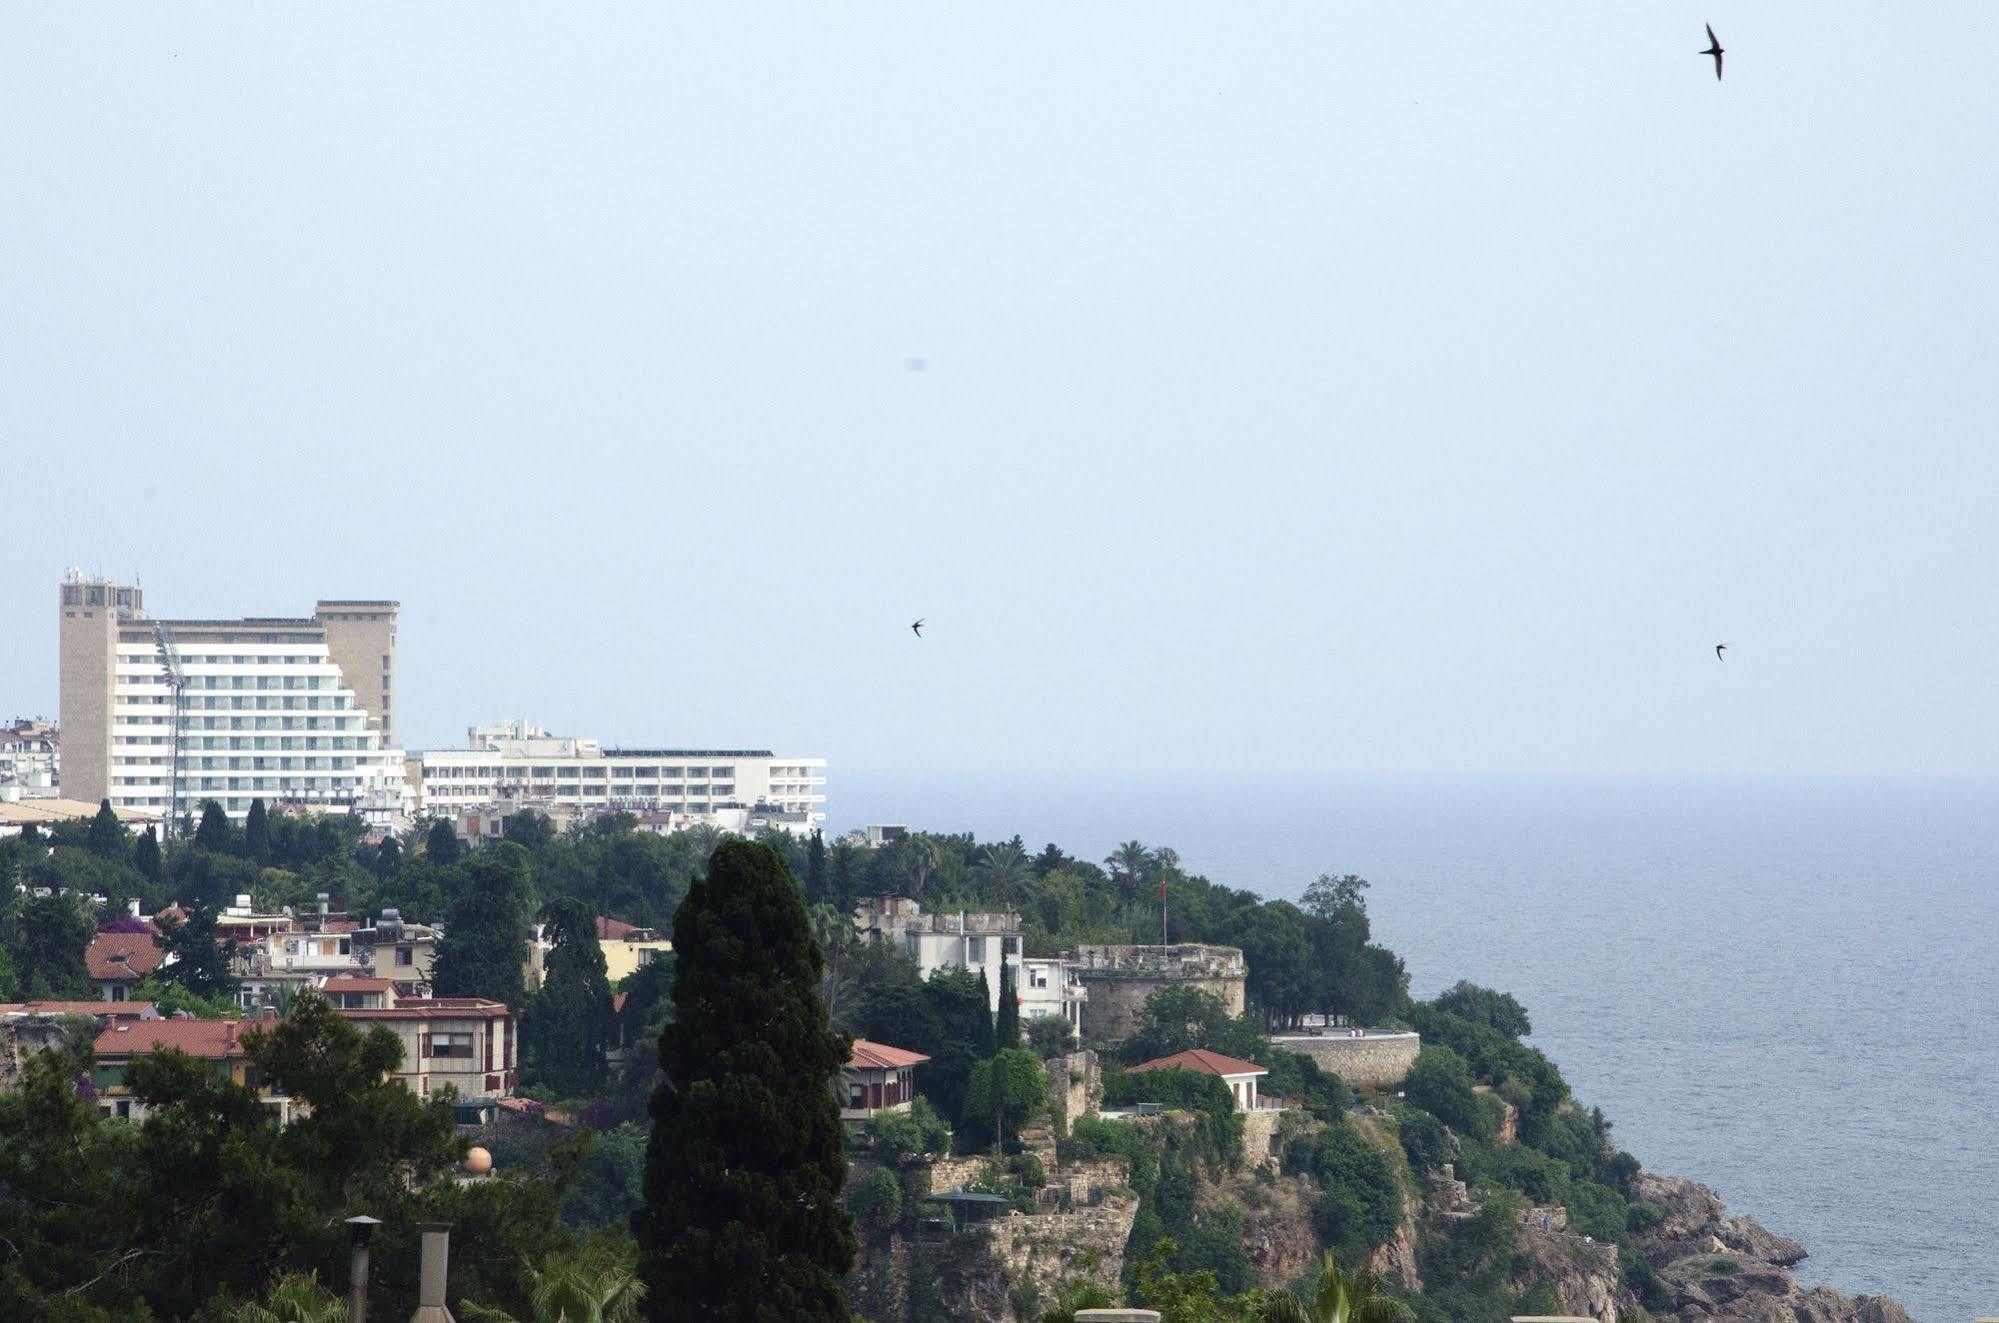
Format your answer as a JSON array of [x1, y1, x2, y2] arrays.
[[85, 800, 127, 864], [804, 829, 827, 905], [243, 799, 271, 864], [639, 839, 855, 1321], [995, 962, 1020, 1049], [133, 827, 162, 884], [973, 969, 996, 1058], [521, 898, 614, 1097], [193, 801, 233, 854], [425, 818, 464, 867]]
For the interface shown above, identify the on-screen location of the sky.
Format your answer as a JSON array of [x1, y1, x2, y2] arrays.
[[3, 5, 1997, 786]]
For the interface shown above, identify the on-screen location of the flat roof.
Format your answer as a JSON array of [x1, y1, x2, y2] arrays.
[[316, 600, 399, 608], [600, 749, 776, 758]]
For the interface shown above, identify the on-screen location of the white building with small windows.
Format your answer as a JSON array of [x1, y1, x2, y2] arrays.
[[852, 897, 1024, 1014], [411, 720, 826, 835]]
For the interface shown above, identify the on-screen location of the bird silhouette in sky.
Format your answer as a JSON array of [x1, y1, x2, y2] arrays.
[[1715, 644, 1728, 660], [1701, 24, 1724, 81], [911, 619, 924, 638]]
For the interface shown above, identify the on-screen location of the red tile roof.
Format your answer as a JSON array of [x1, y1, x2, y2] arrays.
[[322, 976, 394, 992], [86, 932, 166, 982], [95, 1019, 249, 1060], [0, 1001, 155, 1019], [1126, 1048, 1268, 1079], [596, 916, 637, 941], [339, 997, 511, 1021], [848, 1039, 930, 1071]]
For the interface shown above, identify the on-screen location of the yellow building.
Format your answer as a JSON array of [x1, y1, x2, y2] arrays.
[[594, 917, 672, 984]]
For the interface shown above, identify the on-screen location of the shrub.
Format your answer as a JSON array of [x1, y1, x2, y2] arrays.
[[1402, 1046, 1487, 1141], [1395, 1108, 1450, 1175]]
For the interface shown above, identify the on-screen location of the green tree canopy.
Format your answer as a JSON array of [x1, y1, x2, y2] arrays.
[[194, 800, 236, 854], [153, 902, 240, 1001], [5, 890, 94, 998], [522, 897, 615, 1098], [425, 817, 465, 866], [84, 800, 127, 864], [244, 798, 272, 864], [638, 839, 855, 1321], [433, 844, 535, 1007]]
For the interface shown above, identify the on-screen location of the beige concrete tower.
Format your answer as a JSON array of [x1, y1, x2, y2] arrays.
[[316, 601, 399, 745], [56, 573, 145, 806]]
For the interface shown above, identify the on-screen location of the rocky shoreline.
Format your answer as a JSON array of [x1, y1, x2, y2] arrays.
[[1535, 1170, 1914, 1323]]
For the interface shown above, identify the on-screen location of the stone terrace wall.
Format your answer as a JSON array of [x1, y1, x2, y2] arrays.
[[1073, 945, 1248, 1041], [1270, 1031, 1421, 1089]]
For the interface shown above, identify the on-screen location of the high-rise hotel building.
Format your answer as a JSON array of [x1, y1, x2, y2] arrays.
[[58, 572, 408, 825]]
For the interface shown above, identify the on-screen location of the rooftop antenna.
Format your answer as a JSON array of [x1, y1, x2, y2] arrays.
[[151, 621, 186, 841]]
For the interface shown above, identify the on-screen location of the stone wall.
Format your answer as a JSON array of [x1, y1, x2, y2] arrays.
[[1042, 1049, 1102, 1134], [1240, 1106, 1287, 1169], [1269, 1031, 1420, 1089], [1073, 945, 1247, 1042]]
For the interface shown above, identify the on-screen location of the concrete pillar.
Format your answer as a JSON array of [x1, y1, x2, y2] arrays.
[[409, 1224, 454, 1323]]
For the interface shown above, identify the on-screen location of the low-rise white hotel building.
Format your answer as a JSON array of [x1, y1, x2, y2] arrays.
[[412, 720, 826, 834]]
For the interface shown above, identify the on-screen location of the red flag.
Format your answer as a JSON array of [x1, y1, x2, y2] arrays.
[[1157, 878, 1167, 901]]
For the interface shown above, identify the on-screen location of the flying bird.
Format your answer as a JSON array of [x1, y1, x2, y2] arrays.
[[1715, 644, 1727, 660], [1701, 24, 1724, 81], [911, 619, 924, 637]]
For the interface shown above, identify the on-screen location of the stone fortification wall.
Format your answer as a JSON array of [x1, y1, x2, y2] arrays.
[[1073, 945, 1248, 1041], [1041, 1049, 1102, 1135], [1270, 1031, 1420, 1089], [1241, 1106, 1287, 1169]]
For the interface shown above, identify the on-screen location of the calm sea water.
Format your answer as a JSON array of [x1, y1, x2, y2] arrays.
[[832, 774, 1998, 1323]]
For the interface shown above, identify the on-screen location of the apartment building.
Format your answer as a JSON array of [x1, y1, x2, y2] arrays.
[[0, 719, 59, 799], [412, 720, 826, 835], [852, 897, 1023, 1014], [57, 572, 407, 824]]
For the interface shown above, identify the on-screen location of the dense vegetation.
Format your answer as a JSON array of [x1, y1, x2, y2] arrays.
[[0, 807, 1659, 1322]]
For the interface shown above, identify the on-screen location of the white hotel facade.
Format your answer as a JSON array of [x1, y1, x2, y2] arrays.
[[59, 574, 408, 824], [411, 721, 826, 834]]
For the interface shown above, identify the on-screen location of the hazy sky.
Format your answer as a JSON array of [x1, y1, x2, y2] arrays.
[[4, 5, 1996, 784]]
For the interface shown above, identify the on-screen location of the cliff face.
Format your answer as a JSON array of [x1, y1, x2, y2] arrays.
[[1622, 1173, 1914, 1323]]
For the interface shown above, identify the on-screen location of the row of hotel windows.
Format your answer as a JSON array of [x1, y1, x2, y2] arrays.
[[117, 695, 358, 713], [121, 672, 342, 691], [426, 764, 736, 780], [116, 715, 365, 732], [115, 757, 365, 776], [116, 736, 368, 757], [117, 653, 326, 666], [427, 783, 733, 799], [115, 775, 367, 794]]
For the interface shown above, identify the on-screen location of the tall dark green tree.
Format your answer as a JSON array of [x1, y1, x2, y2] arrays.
[[85, 799, 127, 863], [638, 839, 855, 1321], [133, 825, 163, 884], [193, 800, 235, 854], [973, 969, 997, 1058], [432, 844, 534, 1006], [425, 817, 464, 866], [521, 898, 615, 1097], [154, 903, 240, 1001], [4, 891, 94, 998], [244, 798, 272, 864], [995, 961, 1020, 1049], [804, 829, 827, 904]]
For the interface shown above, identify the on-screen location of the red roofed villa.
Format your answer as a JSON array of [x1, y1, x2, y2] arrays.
[[841, 1039, 930, 1122], [1127, 1047, 1272, 1113], [85, 930, 166, 1002]]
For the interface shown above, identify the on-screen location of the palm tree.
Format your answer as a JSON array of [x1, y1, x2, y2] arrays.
[[1256, 1253, 1412, 1323], [459, 1252, 647, 1323], [230, 1272, 347, 1323], [973, 841, 1034, 910]]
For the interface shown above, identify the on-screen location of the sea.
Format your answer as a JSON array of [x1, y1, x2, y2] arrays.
[[831, 773, 1998, 1323]]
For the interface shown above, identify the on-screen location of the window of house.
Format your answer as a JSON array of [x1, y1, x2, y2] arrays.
[[966, 936, 987, 963], [428, 1033, 475, 1059], [397, 947, 414, 966]]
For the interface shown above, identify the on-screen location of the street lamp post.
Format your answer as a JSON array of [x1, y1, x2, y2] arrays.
[[344, 1214, 381, 1323]]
